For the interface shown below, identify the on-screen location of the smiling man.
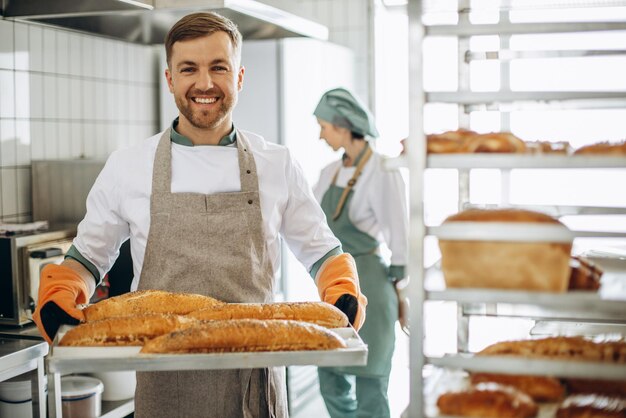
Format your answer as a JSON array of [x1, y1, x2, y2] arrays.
[[32, 12, 367, 418]]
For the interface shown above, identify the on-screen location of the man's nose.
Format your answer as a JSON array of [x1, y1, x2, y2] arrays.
[[196, 71, 214, 90]]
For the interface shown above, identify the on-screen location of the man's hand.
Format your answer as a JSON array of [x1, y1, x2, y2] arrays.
[[316, 253, 368, 330], [32, 262, 91, 344]]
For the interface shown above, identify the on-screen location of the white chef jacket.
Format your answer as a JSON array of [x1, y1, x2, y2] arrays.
[[313, 151, 408, 268], [72, 129, 340, 291]]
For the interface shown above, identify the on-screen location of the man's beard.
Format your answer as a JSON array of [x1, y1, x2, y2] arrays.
[[177, 93, 236, 129]]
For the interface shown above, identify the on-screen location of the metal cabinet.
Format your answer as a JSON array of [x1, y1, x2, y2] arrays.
[[0, 338, 47, 418], [401, 1, 626, 416]]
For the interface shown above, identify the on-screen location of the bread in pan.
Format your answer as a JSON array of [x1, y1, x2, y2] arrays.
[[438, 209, 572, 292], [188, 301, 349, 328], [83, 289, 225, 321], [140, 319, 347, 354]]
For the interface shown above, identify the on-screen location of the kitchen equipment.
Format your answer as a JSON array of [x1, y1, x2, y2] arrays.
[[0, 379, 32, 418], [88, 372, 136, 401], [60, 376, 103, 418], [0, 227, 75, 326]]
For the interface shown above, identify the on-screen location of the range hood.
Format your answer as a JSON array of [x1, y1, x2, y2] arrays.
[[0, 0, 328, 43]]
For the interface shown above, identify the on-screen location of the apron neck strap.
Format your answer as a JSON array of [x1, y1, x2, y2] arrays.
[[152, 128, 260, 194], [330, 145, 373, 221]]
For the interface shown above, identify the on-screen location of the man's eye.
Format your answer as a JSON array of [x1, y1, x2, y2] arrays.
[[181, 68, 194, 73], [213, 66, 228, 72]]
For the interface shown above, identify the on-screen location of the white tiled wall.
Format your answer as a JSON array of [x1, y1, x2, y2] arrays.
[[0, 19, 159, 223], [261, 0, 374, 104]]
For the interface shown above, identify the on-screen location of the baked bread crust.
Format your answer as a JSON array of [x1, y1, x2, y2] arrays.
[[568, 256, 603, 291], [440, 209, 572, 292], [445, 208, 563, 224], [564, 379, 626, 398], [436, 383, 539, 418], [470, 373, 565, 402], [140, 319, 347, 354], [477, 337, 626, 363], [187, 302, 349, 328], [83, 290, 225, 322], [59, 314, 198, 346], [459, 132, 527, 153], [574, 141, 626, 156], [427, 129, 478, 154], [556, 394, 626, 418]]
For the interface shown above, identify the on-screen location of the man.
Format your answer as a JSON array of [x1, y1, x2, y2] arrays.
[[33, 12, 367, 418]]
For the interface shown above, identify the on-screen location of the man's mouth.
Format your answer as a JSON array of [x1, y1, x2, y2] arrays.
[[192, 97, 218, 104]]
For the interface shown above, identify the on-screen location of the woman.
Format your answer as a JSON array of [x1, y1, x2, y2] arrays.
[[313, 88, 409, 418]]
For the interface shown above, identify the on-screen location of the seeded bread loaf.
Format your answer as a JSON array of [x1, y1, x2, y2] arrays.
[[83, 290, 225, 322], [188, 301, 349, 328], [140, 319, 347, 354], [59, 314, 198, 346]]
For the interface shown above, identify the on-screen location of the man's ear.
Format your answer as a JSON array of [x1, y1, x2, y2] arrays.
[[165, 68, 174, 94], [237, 65, 245, 91]]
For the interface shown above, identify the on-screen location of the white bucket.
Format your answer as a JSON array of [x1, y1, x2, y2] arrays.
[[89, 371, 136, 401], [61, 376, 103, 418], [0, 379, 32, 418]]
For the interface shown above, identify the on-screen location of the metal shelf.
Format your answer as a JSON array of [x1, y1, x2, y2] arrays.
[[427, 91, 626, 106], [427, 354, 626, 380], [428, 224, 626, 240], [100, 399, 134, 418], [466, 49, 626, 61], [425, 21, 626, 36], [385, 154, 626, 170]]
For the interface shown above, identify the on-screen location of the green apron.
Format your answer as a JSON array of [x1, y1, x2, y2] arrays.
[[320, 163, 397, 377]]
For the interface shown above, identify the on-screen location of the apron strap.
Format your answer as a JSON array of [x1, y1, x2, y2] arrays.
[[331, 145, 373, 221]]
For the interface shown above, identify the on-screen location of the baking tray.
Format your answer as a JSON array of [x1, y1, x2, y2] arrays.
[[427, 353, 626, 381], [419, 369, 562, 418], [47, 326, 368, 374]]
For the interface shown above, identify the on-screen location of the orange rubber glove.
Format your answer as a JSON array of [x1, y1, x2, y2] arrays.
[[33, 264, 89, 344], [316, 253, 367, 330]]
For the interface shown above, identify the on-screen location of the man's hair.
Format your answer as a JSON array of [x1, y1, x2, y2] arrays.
[[165, 12, 242, 68]]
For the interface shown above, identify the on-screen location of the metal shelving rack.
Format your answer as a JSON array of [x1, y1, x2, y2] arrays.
[[404, 1, 626, 417]]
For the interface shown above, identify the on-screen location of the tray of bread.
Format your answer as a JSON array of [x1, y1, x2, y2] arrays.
[[47, 290, 368, 374], [419, 367, 626, 418]]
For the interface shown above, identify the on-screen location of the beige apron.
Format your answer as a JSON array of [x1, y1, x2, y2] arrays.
[[135, 129, 288, 418]]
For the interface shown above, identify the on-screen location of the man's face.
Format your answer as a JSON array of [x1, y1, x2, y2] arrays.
[[166, 32, 244, 131]]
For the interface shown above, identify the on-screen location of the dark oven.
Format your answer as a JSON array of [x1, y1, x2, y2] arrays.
[[0, 227, 75, 326]]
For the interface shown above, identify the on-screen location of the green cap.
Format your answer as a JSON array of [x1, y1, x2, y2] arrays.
[[314, 88, 379, 138]]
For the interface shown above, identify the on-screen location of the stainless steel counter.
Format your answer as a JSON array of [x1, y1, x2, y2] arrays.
[[0, 337, 48, 417]]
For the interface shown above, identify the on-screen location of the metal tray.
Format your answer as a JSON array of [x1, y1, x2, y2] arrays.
[[47, 326, 368, 374]]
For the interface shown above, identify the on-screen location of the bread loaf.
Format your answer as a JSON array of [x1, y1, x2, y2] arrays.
[[439, 209, 573, 292], [83, 290, 225, 322], [556, 394, 626, 418], [568, 256, 603, 291], [459, 132, 527, 153], [188, 301, 349, 328], [477, 337, 626, 363], [140, 319, 347, 354], [437, 383, 539, 418], [59, 314, 198, 346], [564, 379, 626, 398], [470, 373, 564, 402], [574, 141, 626, 156], [427, 129, 477, 154]]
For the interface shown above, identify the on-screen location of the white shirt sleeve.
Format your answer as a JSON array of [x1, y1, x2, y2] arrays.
[[72, 152, 131, 279], [368, 162, 409, 267], [280, 150, 341, 272]]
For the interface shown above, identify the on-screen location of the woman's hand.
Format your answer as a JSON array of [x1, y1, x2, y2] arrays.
[[394, 278, 410, 336]]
